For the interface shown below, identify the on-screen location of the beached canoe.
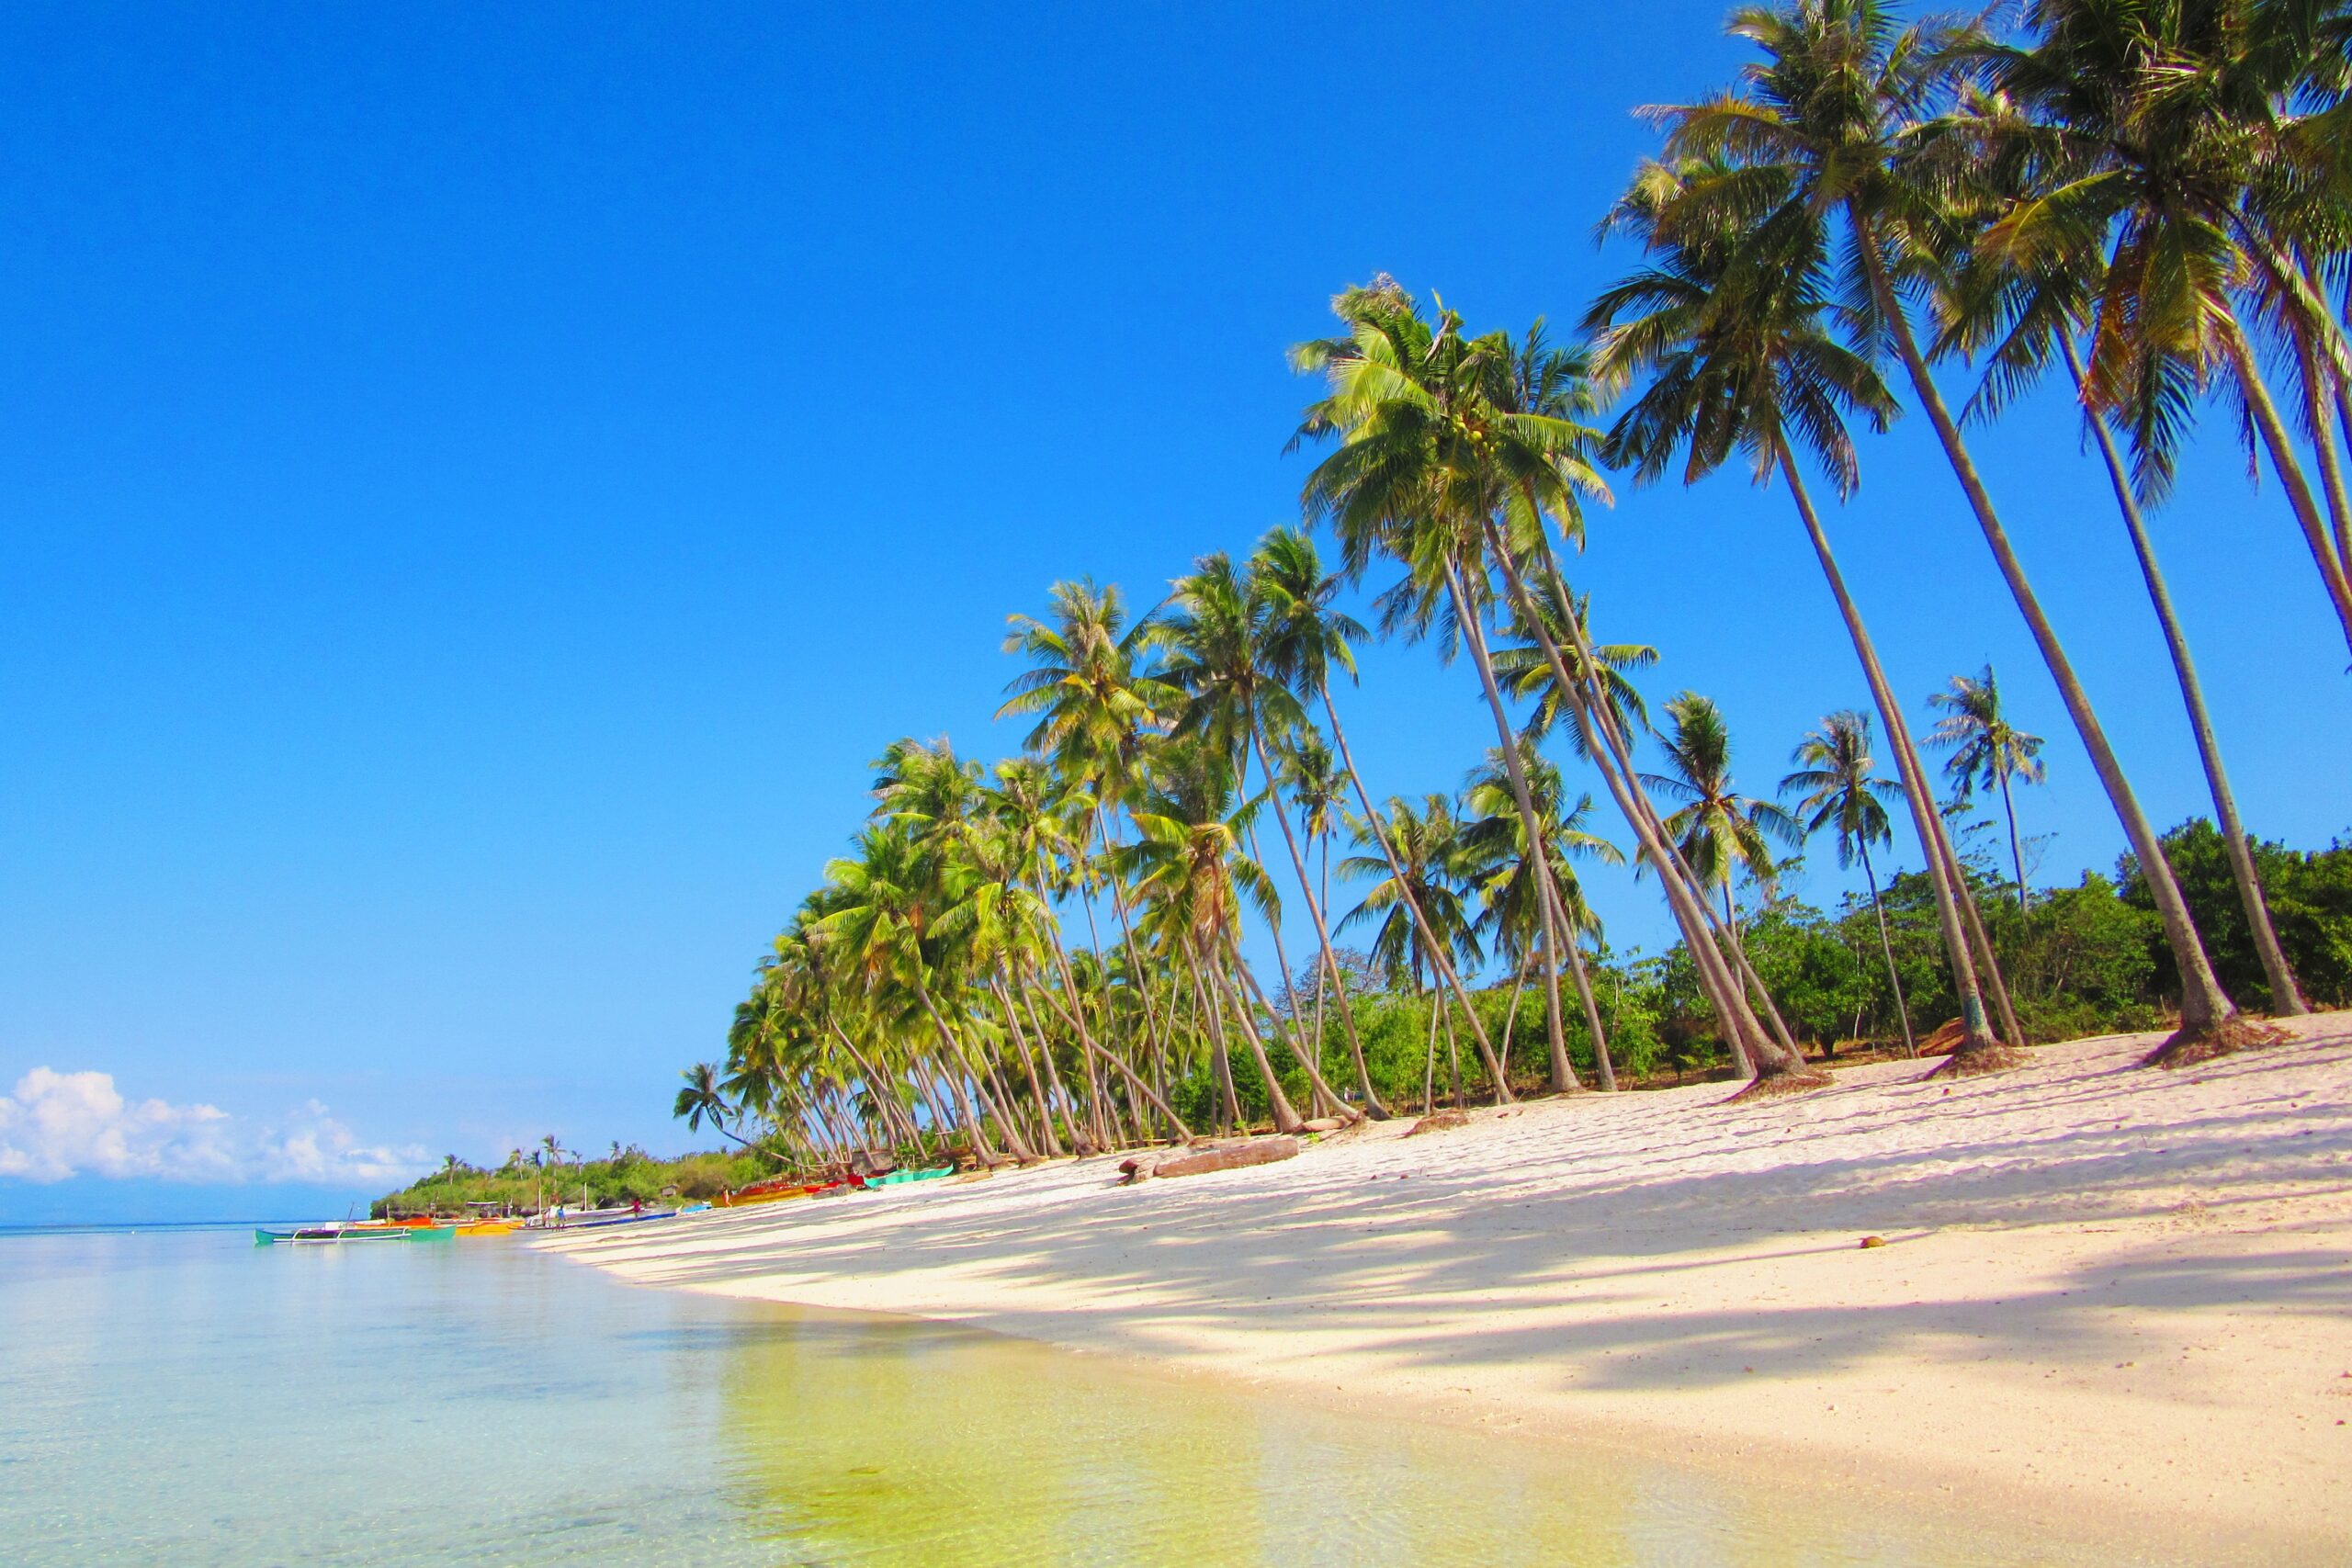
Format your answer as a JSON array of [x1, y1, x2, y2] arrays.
[[718, 1186, 814, 1209], [557, 1208, 683, 1231], [860, 1167, 955, 1189]]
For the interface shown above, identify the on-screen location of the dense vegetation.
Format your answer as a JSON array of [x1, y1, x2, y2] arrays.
[[669, 0, 2352, 1177], [373, 1144, 771, 1218]]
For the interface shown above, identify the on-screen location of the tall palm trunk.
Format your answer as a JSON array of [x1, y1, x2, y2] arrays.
[[1442, 558, 1566, 1095], [1858, 840, 1916, 1055], [1557, 923, 1617, 1090], [1927, 804, 2026, 1044], [2292, 266, 2352, 579], [1012, 968, 1084, 1147], [824, 1019, 920, 1148], [1248, 725, 1385, 1117], [1181, 938, 1243, 1133], [1210, 940, 1305, 1134], [1482, 526, 1821, 1089], [912, 999, 1000, 1167], [1030, 872, 1168, 1139], [1498, 951, 1532, 1073], [1487, 516, 1801, 1068], [972, 1054, 1041, 1164], [1027, 897, 1193, 1140], [990, 974, 1066, 1156], [1994, 768, 2030, 914], [1227, 938, 1358, 1119], [2063, 340, 2307, 1016], [2217, 309, 2352, 658], [1858, 223, 2253, 1063], [1091, 801, 1179, 1095], [1419, 973, 1442, 1114], [1316, 682, 1512, 1077], [1312, 829, 1347, 1100], [1231, 719, 1346, 1120], [1068, 859, 1150, 1124], [1775, 440, 2009, 1066]]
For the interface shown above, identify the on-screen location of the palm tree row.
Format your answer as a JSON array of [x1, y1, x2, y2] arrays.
[[1594, 0, 2339, 1066], [679, 0, 2341, 1165]]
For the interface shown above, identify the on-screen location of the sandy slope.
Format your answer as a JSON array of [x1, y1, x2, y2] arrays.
[[541, 1014, 2352, 1561]]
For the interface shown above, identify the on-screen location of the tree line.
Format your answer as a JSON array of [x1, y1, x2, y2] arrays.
[[673, 0, 2352, 1170]]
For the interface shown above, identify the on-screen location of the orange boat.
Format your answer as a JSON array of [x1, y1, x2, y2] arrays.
[[718, 1185, 813, 1209]]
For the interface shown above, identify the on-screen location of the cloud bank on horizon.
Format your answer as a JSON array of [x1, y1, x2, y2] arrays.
[[0, 1067, 427, 1186]]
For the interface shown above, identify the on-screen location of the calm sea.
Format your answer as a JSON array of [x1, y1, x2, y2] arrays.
[[0, 1224, 2141, 1567]]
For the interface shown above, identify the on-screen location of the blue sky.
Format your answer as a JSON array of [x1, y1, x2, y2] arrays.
[[2, 3, 2344, 1219]]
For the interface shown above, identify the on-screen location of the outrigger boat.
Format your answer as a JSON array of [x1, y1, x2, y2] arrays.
[[454, 1217, 524, 1236], [254, 1223, 456, 1246], [718, 1179, 817, 1209]]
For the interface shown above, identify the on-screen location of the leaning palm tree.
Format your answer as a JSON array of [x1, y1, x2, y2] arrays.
[[677, 1062, 748, 1146], [1958, 0, 2352, 654], [998, 580, 1184, 1095], [1340, 794, 1490, 1111], [1276, 729, 1360, 1099], [1249, 521, 1508, 1095], [1462, 744, 1626, 1089], [1294, 282, 1819, 1091], [1927, 667, 2045, 913], [1238, 540, 1390, 1117], [1783, 711, 1915, 1055], [1155, 553, 1353, 1120], [1117, 737, 1306, 1134], [1589, 146, 2012, 1069], [1931, 73, 2313, 1018], [1643, 694, 1805, 947], [1651, 0, 2260, 1064]]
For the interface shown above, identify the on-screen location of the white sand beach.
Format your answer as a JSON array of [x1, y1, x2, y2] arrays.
[[542, 1014, 2352, 1561]]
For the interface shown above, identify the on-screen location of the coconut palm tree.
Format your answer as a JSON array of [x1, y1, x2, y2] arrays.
[[1156, 553, 1353, 1119], [1275, 729, 1363, 1101], [1928, 666, 2046, 913], [1489, 573, 1655, 752], [1294, 281, 1820, 1091], [1783, 711, 1915, 1055], [1462, 744, 1626, 1089], [1116, 737, 1304, 1134], [1956, 0, 2352, 654], [1248, 519, 1510, 1093], [1930, 73, 2314, 1019], [1340, 794, 1488, 1110], [1643, 693, 1805, 947], [1650, 0, 2257, 1064], [668, 1062, 748, 1146], [1589, 146, 2013, 1069], [998, 580, 1184, 1095], [985, 756, 1192, 1142]]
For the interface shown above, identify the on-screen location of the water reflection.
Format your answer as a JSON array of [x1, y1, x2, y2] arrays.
[[709, 1307, 2096, 1568]]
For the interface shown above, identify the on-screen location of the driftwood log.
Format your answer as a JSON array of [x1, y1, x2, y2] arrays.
[[1916, 1018, 1966, 1056], [1405, 1109, 1470, 1136], [1120, 1136, 1299, 1184]]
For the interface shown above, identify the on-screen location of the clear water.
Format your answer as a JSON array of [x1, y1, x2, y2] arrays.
[[0, 1225, 2142, 1566]]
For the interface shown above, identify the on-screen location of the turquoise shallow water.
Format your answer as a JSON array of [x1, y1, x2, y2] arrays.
[[0, 1224, 2140, 1566]]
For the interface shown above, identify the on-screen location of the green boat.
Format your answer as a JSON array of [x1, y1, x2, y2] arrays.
[[862, 1167, 956, 1189]]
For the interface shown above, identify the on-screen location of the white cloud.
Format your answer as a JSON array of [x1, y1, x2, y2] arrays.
[[0, 1068, 429, 1186]]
